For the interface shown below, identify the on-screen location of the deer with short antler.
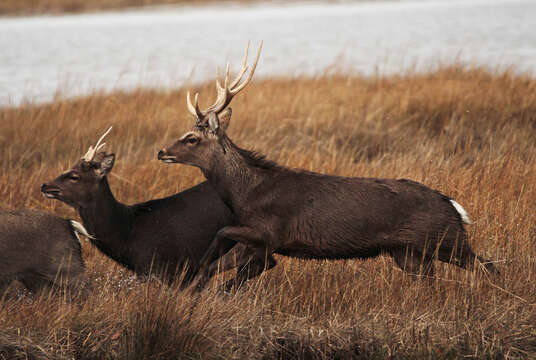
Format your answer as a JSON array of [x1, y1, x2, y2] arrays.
[[42, 128, 239, 284], [158, 43, 498, 290]]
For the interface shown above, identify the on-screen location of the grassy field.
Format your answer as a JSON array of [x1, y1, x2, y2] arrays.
[[1, 66, 535, 359]]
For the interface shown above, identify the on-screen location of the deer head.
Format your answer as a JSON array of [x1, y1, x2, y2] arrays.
[[41, 127, 115, 209], [158, 42, 262, 170]]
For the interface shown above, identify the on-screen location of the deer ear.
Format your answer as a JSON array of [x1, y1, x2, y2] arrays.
[[207, 112, 220, 133], [218, 108, 232, 132], [94, 154, 115, 178]]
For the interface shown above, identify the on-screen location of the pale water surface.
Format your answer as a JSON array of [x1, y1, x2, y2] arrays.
[[0, 0, 534, 106]]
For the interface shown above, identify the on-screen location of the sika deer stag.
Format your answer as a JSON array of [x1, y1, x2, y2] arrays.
[[42, 128, 238, 284], [158, 43, 498, 290]]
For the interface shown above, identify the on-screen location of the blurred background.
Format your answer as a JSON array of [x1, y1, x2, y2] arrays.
[[1, 0, 534, 106]]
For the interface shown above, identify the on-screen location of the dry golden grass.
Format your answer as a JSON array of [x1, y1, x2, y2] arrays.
[[1, 66, 536, 359]]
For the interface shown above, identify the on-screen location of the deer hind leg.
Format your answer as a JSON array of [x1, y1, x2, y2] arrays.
[[437, 241, 499, 276], [391, 248, 434, 278]]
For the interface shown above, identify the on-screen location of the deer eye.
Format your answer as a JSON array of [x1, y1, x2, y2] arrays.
[[186, 136, 198, 145], [69, 173, 80, 182]]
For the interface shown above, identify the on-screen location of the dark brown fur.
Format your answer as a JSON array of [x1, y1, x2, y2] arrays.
[[41, 152, 235, 284], [0, 209, 85, 293], [159, 109, 498, 290]]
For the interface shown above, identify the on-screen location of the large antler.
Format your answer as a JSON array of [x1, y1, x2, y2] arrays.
[[82, 126, 113, 162], [187, 41, 262, 119]]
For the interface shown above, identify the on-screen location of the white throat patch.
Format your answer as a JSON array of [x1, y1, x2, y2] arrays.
[[69, 220, 95, 240]]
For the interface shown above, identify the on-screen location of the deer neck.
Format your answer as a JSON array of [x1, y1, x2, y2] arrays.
[[201, 136, 267, 212], [77, 178, 134, 264]]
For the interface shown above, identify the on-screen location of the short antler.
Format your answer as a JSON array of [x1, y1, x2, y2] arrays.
[[82, 126, 113, 162], [186, 41, 262, 119]]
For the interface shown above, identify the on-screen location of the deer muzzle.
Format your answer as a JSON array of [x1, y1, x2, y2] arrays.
[[157, 149, 177, 163], [41, 183, 61, 198]]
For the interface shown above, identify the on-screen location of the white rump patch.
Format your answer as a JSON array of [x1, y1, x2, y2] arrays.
[[450, 200, 472, 224], [69, 220, 95, 240]]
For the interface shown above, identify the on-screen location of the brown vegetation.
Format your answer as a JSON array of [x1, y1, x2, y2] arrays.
[[1, 66, 535, 359], [0, 0, 253, 16]]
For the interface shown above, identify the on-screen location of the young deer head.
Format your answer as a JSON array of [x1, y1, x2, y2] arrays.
[[158, 42, 262, 170], [41, 127, 115, 209]]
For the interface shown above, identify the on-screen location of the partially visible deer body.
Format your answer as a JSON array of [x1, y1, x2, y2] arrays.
[[41, 129, 236, 284], [158, 43, 498, 290], [0, 209, 87, 293]]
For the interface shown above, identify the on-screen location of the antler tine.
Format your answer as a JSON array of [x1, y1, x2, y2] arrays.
[[194, 93, 203, 117], [207, 79, 230, 115], [186, 91, 196, 117], [230, 40, 262, 95], [187, 91, 204, 118], [228, 41, 250, 89], [207, 63, 232, 114], [82, 126, 112, 162], [215, 47, 248, 92], [215, 66, 223, 91], [224, 63, 230, 89], [82, 146, 95, 162], [191, 41, 262, 117], [94, 126, 112, 152]]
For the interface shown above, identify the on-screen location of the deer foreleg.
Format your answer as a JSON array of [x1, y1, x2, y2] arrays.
[[192, 226, 268, 291], [199, 226, 264, 267], [197, 242, 276, 292], [223, 251, 277, 291]]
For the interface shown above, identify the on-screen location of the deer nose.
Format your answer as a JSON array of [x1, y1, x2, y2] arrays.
[[157, 149, 165, 160], [40, 183, 47, 192]]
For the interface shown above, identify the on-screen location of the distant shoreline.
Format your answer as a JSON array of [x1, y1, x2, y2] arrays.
[[0, 0, 253, 16], [0, 0, 385, 17]]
